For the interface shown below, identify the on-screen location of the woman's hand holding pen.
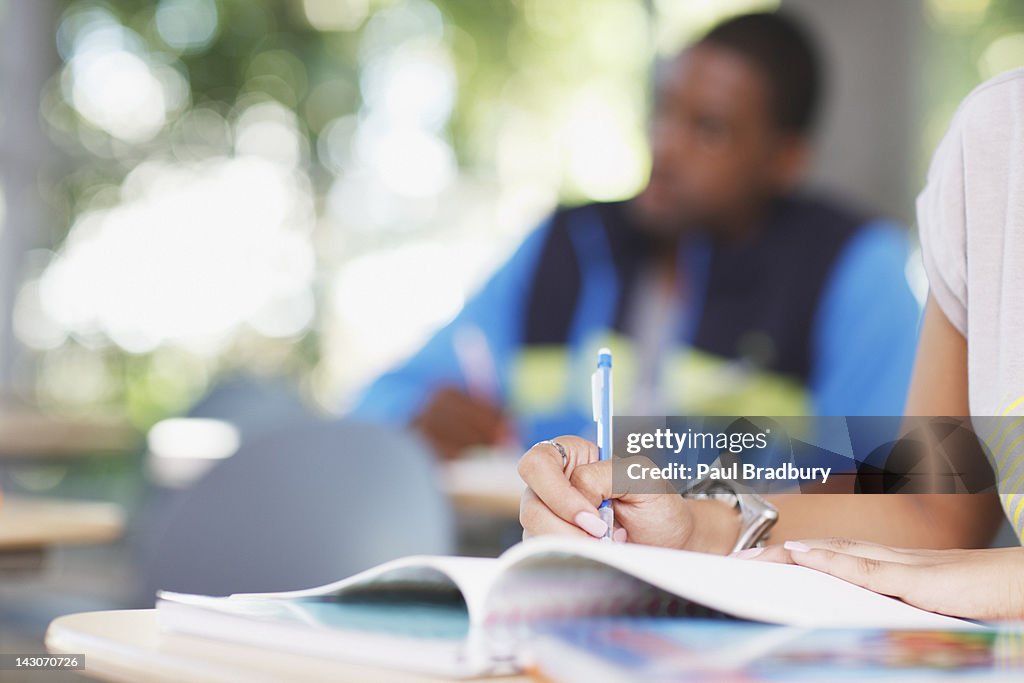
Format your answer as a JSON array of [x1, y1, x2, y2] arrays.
[[518, 436, 741, 554]]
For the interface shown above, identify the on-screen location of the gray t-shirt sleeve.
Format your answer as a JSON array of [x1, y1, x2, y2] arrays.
[[916, 111, 969, 336], [917, 68, 1024, 540]]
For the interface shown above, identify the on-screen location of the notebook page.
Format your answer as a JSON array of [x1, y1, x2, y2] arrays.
[[495, 537, 975, 630], [231, 554, 503, 624], [156, 594, 483, 677]]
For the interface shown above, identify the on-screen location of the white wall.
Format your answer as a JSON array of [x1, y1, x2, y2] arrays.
[[783, 0, 922, 225]]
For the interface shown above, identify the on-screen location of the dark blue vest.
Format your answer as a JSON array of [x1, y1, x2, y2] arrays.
[[521, 197, 866, 384]]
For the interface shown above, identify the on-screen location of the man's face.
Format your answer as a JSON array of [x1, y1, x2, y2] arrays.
[[634, 44, 800, 235]]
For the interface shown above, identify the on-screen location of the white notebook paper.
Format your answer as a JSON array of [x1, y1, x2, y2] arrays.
[[157, 536, 974, 677]]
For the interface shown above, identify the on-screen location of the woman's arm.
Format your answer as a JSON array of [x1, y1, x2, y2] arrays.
[[767, 296, 1004, 548], [752, 297, 1024, 621]]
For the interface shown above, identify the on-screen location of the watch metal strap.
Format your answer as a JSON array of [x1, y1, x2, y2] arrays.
[[684, 480, 779, 553]]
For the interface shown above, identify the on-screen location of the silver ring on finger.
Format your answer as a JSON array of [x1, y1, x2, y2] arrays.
[[540, 439, 569, 471]]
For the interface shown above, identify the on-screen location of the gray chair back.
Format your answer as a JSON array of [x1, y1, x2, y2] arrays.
[[143, 418, 454, 598]]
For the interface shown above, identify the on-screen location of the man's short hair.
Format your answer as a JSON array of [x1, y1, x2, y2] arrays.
[[700, 12, 822, 135]]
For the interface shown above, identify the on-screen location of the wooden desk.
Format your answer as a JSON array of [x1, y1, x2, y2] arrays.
[[0, 497, 124, 570], [0, 411, 138, 459], [46, 610, 533, 683], [0, 497, 124, 550]]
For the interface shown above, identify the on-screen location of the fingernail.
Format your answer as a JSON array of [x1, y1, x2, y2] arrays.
[[784, 541, 811, 553], [574, 511, 609, 538], [730, 547, 764, 559], [613, 527, 628, 543]]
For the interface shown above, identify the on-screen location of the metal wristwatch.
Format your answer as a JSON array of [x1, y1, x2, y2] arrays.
[[683, 479, 779, 553]]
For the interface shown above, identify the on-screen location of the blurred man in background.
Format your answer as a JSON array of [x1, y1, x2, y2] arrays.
[[350, 11, 920, 460]]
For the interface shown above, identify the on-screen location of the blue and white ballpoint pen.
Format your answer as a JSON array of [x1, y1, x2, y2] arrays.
[[592, 348, 614, 541]]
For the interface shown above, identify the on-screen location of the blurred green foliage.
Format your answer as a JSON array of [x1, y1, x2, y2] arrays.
[[920, 0, 1024, 176], [33, 0, 1022, 432], [37, 0, 654, 428]]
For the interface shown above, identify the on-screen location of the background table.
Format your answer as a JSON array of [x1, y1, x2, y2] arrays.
[[47, 610, 533, 683], [0, 497, 124, 570], [441, 456, 523, 519], [0, 411, 137, 460]]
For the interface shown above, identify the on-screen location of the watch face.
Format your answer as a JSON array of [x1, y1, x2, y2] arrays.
[[736, 493, 779, 551], [740, 494, 778, 523], [691, 479, 740, 502], [686, 483, 778, 550], [709, 490, 740, 507]]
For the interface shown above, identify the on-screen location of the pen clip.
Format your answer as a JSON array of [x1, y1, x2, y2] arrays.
[[591, 369, 602, 422]]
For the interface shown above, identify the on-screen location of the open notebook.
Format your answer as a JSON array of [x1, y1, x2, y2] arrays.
[[156, 536, 975, 678]]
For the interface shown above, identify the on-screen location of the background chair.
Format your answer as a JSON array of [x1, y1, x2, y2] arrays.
[[142, 418, 454, 598]]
